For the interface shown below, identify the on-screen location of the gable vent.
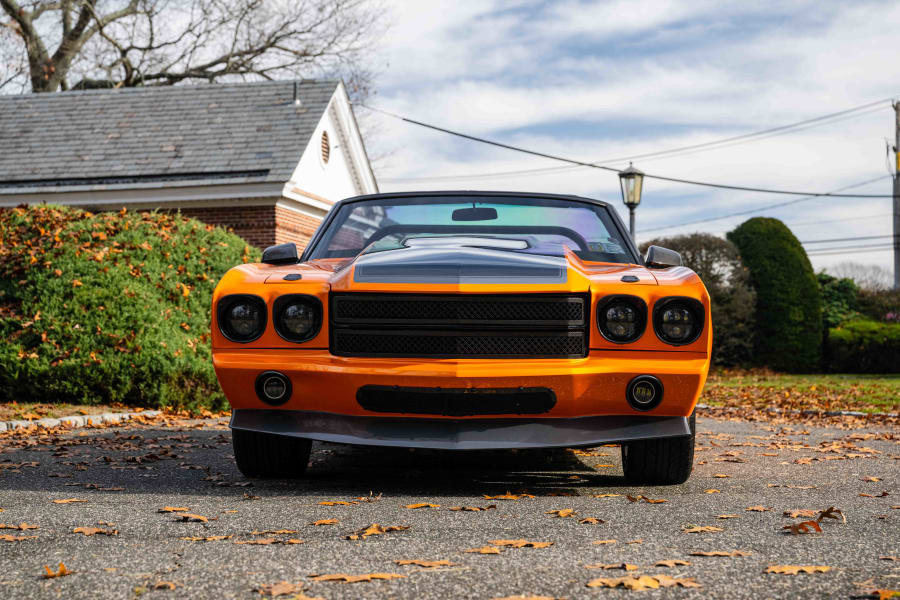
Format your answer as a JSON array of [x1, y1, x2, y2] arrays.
[[321, 131, 330, 164]]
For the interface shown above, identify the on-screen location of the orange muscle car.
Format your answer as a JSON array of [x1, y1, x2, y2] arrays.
[[212, 192, 711, 484]]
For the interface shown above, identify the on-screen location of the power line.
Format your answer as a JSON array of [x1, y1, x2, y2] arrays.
[[800, 234, 898, 244], [806, 244, 895, 256], [778, 212, 892, 228], [362, 104, 896, 198], [379, 100, 889, 183], [638, 175, 891, 234]]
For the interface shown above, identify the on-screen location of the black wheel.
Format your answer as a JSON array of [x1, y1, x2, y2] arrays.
[[621, 413, 695, 485], [232, 429, 312, 479]]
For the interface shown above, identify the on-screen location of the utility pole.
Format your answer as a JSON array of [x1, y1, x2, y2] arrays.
[[894, 102, 900, 289]]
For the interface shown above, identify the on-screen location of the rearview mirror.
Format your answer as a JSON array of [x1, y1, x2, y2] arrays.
[[644, 245, 682, 269], [262, 242, 299, 265], [452, 207, 497, 221]]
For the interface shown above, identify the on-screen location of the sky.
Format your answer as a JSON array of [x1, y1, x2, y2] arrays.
[[361, 0, 900, 276]]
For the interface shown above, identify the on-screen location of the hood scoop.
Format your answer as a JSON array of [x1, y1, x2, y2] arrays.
[[352, 246, 568, 284]]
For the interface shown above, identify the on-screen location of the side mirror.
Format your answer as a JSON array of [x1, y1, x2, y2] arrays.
[[262, 243, 299, 265], [644, 245, 682, 269]]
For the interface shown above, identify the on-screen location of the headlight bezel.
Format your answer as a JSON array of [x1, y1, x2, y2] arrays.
[[596, 294, 648, 344], [653, 296, 704, 346], [217, 294, 267, 343], [273, 294, 323, 343]]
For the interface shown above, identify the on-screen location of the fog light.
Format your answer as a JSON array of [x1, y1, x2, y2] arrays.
[[626, 375, 663, 411], [255, 371, 292, 406]]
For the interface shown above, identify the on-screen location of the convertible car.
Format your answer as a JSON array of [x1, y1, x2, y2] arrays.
[[212, 192, 711, 484]]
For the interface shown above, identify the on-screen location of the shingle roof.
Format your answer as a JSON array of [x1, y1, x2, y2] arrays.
[[0, 80, 339, 190]]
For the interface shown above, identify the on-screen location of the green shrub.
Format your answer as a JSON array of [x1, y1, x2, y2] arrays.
[[0, 205, 259, 410], [727, 218, 822, 372], [640, 233, 755, 366], [817, 272, 860, 329], [857, 288, 900, 323], [825, 319, 900, 373]]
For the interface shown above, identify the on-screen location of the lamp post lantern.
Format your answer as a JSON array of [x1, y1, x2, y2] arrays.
[[618, 162, 644, 242]]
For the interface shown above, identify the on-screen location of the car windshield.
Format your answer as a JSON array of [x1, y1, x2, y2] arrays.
[[307, 195, 637, 263]]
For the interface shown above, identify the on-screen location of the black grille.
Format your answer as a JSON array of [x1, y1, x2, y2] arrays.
[[330, 293, 589, 359], [357, 385, 557, 416], [332, 294, 584, 326]]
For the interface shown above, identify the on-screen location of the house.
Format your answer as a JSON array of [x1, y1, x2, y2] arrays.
[[0, 80, 378, 249]]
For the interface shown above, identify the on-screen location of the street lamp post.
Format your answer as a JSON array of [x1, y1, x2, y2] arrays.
[[618, 163, 645, 242]]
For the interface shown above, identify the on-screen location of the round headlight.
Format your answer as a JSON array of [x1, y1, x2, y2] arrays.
[[597, 296, 647, 343], [653, 297, 704, 345], [217, 295, 266, 342], [274, 295, 322, 343]]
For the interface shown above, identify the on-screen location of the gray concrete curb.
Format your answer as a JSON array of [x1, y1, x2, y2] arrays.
[[696, 403, 899, 418], [0, 410, 162, 433]]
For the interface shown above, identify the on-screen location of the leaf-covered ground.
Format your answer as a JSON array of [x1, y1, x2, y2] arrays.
[[0, 411, 896, 599]]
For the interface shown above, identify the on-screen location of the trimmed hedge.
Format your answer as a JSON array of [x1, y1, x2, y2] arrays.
[[826, 319, 900, 374], [0, 205, 259, 410], [727, 217, 822, 372]]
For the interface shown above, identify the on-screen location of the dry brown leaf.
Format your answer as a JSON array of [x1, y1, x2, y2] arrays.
[[689, 550, 751, 557], [72, 527, 117, 536], [860, 491, 890, 498], [173, 513, 207, 523], [464, 545, 502, 554], [489, 539, 553, 549], [626, 539, 643, 544], [0, 534, 37, 542], [235, 538, 304, 545], [592, 539, 616, 545], [52, 498, 87, 504], [579, 517, 605, 524], [717, 514, 739, 519], [0, 523, 38, 530], [653, 575, 702, 588], [307, 573, 406, 584], [153, 582, 177, 590], [655, 559, 691, 567], [585, 563, 637, 571], [704, 489, 721, 494], [158, 507, 190, 513], [783, 510, 818, 518], [546, 509, 576, 518], [319, 500, 357, 506], [817, 507, 846, 523], [43, 563, 72, 578], [394, 559, 456, 568], [345, 524, 409, 540], [765, 565, 831, 575], [179, 535, 231, 542], [862, 476, 882, 482], [713, 473, 730, 478], [483, 493, 535, 500], [448, 505, 496, 512], [311, 519, 338, 526], [254, 582, 321, 598], [593, 494, 621, 498], [782, 520, 822, 535], [745, 506, 770, 512], [251, 529, 298, 535], [405, 503, 440, 509], [880, 556, 899, 561], [626, 495, 667, 504], [586, 575, 660, 591], [683, 526, 723, 533]]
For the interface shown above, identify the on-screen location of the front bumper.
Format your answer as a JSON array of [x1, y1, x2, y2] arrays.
[[214, 349, 710, 418], [230, 409, 691, 450]]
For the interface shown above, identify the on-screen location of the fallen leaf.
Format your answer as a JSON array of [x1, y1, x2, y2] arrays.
[[880, 556, 899, 561], [626, 539, 643, 544], [394, 559, 456, 568], [765, 565, 831, 574], [860, 491, 890, 498], [782, 520, 822, 535], [405, 503, 439, 509], [817, 507, 846, 523], [653, 575, 702, 588], [546, 509, 576, 518], [655, 559, 691, 567], [0, 534, 37, 542], [179, 535, 231, 542], [254, 582, 317, 597], [683, 526, 723, 533], [72, 527, 117, 536], [153, 582, 176, 590], [626, 495, 667, 504], [251, 529, 298, 535], [783, 510, 818, 518], [862, 476, 882, 482], [235, 538, 304, 546], [746, 506, 770, 512], [465, 545, 502, 554], [585, 563, 637, 571], [52, 498, 87, 504], [704, 489, 721, 494], [345, 524, 409, 540], [483, 493, 535, 501], [593, 494, 621, 499], [311, 519, 338, 526], [689, 550, 751, 557], [319, 501, 357, 506], [592, 539, 617, 545], [586, 576, 660, 591], [173, 514, 207, 523], [158, 506, 190, 513], [43, 563, 72, 578], [579, 517, 605, 524], [713, 473, 730, 478], [0, 523, 38, 530], [448, 505, 497, 512], [717, 514, 739, 519], [307, 573, 406, 584], [489, 539, 553, 549]]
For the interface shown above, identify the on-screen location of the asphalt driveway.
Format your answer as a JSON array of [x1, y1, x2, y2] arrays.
[[0, 413, 897, 599]]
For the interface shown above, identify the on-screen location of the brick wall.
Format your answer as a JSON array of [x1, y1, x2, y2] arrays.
[[173, 202, 322, 251], [274, 205, 322, 250]]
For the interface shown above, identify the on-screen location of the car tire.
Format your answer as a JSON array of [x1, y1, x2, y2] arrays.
[[232, 429, 312, 479], [621, 412, 695, 485]]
